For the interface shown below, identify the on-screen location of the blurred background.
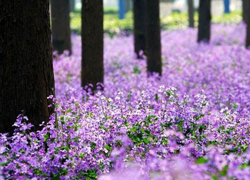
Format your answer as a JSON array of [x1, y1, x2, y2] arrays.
[[70, 0, 242, 37]]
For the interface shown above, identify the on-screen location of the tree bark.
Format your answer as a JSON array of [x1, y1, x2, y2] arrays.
[[145, 0, 162, 76], [0, 0, 55, 134], [245, 0, 250, 48], [243, 0, 248, 23], [133, 0, 147, 59], [197, 0, 211, 43], [187, 0, 195, 28], [81, 0, 104, 92], [51, 0, 72, 54]]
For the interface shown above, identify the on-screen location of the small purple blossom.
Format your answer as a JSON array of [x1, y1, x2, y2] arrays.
[[1, 24, 250, 179]]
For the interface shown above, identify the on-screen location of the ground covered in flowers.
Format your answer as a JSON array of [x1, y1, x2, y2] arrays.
[[1, 24, 250, 180]]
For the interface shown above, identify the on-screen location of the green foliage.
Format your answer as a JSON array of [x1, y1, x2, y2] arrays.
[[70, 12, 133, 37], [70, 11, 242, 37], [196, 157, 208, 164], [127, 115, 157, 147], [133, 66, 141, 74], [52, 168, 68, 180], [77, 169, 98, 180], [219, 165, 228, 177]]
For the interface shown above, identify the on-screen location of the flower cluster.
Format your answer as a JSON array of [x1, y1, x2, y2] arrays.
[[1, 24, 250, 179]]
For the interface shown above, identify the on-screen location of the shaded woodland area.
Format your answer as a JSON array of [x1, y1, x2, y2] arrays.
[[1, 0, 250, 179]]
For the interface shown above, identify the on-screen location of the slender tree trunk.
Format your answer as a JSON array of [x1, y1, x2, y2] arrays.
[[125, 0, 132, 13], [187, 0, 195, 28], [81, 0, 104, 92], [197, 0, 211, 43], [133, 0, 147, 59], [119, 0, 126, 19], [223, 0, 230, 14], [51, 0, 72, 54], [145, 0, 162, 76], [0, 0, 55, 133], [245, 0, 250, 48], [70, 0, 75, 12], [243, 0, 248, 23]]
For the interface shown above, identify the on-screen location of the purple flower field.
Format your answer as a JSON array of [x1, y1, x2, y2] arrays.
[[1, 24, 250, 180]]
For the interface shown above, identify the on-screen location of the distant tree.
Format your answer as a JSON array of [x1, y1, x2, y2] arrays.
[[187, 0, 195, 28], [245, 0, 250, 48], [145, 0, 162, 76], [223, 0, 230, 14], [82, 0, 104, 91], [133, 0, 147, 59], [125, 0, 132, 13], [242, 0, 249, 23], [70, 0, 75, 12], [197, 0, 211, 43], [119, 0, 132, 19], [51, 0, 72, 54], [119, 0, 126, 19], [0, 0, 55, 133]]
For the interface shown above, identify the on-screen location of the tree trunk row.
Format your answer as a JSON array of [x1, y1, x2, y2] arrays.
[[2, 0, 250, 134]]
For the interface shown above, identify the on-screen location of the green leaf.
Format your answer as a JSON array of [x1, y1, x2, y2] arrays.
[[131, 125, 139, 132], [44, 133, 50, 142], [212, 175, 220, 180], [241, 144, 248, 152], [196, 157, 208, 164], [240, 163, 248, 169], [104, 144, 113, 152], [166, 90, 171, 97], [72, 137, 80, 142], [66, 108, 73, 113], [90, 142, 96, 150], [143, 138, 150, 144], [59, 168, 68, 176], [133, 66, 141, 74], [147, 115, 157, 121], [52, 174, 60, 180], [219, 165, 228, 176], [155, 94, 159, 102], [79, 153, 85, 159], [81, 169, 98, 180]]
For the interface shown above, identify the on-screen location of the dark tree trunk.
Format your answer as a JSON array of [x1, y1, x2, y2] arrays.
[[187, 0, 195, 28], [51, 0, 72, 54], [243, 0, 248, 23], [145, 0, 162, 76], [197, 0, 211, 43], [0, 0, 55, 134], [133, 0, 147, 59], [81, 0, 104, 92], [245, 0, 250, 48]]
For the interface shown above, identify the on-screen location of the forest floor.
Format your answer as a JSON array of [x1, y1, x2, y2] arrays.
[[1, 24, 250, 180]]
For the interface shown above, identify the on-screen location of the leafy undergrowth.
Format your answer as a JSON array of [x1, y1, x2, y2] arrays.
[[1, 24, 250, 180], [71, 11, 242, 37]]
